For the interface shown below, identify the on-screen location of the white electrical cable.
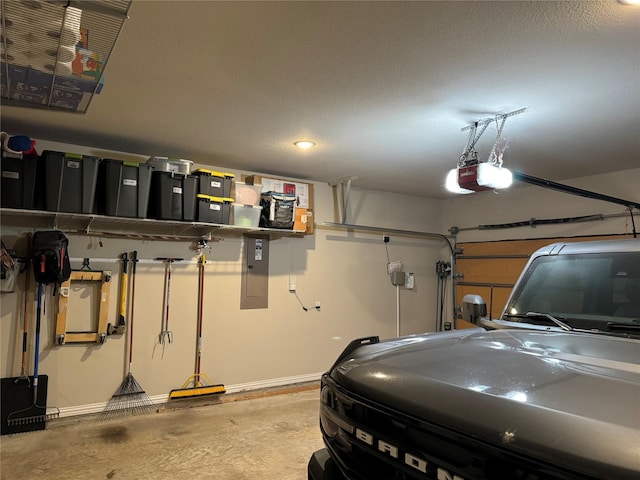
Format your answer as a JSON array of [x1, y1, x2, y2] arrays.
[[396, 284, 400, 337]]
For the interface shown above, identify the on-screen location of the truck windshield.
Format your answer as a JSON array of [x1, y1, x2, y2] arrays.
[[503, 252, 640, 332]]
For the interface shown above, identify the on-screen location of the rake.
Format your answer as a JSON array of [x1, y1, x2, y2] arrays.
[[100, 251, 153, 421]]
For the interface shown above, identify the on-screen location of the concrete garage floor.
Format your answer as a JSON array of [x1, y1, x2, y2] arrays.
[[1, 388, 323, 480]]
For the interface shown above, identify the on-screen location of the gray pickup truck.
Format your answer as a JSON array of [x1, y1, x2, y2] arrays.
[[308, 238, 640, 480]]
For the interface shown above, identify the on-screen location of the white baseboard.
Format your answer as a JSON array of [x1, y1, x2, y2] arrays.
[[56, 371, 323, 418]]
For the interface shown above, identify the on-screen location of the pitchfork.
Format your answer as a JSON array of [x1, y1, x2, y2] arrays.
[[157, 258, 182, 345]]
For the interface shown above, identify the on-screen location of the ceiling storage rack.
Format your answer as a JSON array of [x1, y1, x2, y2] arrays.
[[0, 0, 132, 113], [0, 207, 306, 242]]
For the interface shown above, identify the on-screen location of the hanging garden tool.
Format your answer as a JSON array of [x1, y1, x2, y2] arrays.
[[100, 251, 153, 421], [169, 255, 225, 399], [157, 257, 182, 345], [108, 253, 128, 336], [16, 235, 32, 384]]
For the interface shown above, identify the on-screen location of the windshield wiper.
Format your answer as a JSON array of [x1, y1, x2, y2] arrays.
[[504, 312, 574, 331], [606, 322, 640, 333]]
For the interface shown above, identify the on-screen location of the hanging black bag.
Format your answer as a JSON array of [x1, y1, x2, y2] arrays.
[[260, 192, 296, 229], [31, 231, 71, 284]]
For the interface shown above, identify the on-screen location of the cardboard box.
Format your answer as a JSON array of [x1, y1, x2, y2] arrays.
[[305, 210, 314, 234], [293, 208, 314, 234], [293, 207, 306, 232]]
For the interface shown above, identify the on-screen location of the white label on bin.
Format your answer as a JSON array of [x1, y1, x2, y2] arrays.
[[123, 179, 137, 187], [209, 204, 221, 211], [172, 187, 183, 195], [211, 181, 221, 188], [2, 171, 19, 179], [67, 160, 80, 169]]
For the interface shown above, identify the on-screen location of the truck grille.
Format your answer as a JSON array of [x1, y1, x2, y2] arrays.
[[319, 376, 592, 480]]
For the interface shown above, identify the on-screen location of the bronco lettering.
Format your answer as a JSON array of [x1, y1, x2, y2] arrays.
[[354, 427, 463, 479]]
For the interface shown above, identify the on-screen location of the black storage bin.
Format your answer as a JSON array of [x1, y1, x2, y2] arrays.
[[148, 171, 197, 221], [196, 195, 233, 224], [41, 151, 100, 214], [97, 159, 154, 218], [193, 169, 235, 198], [1, 153, 41, 209]]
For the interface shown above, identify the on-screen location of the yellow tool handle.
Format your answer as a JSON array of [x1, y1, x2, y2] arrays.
[[119, 253, 129, 326]]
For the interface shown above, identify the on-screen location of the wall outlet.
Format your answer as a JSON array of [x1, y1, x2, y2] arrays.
[[405, 272, 415, 289], [289, 275, 296, 292]]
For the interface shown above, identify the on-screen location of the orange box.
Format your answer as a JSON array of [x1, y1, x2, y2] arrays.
[[293, 208, 314, 234], [305, 210, 314, 234], [294, 208, 308, 232]]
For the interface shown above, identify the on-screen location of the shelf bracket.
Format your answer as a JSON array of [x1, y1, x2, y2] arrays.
[[85, 216, 96, 235], [329, 176, 358, 225]]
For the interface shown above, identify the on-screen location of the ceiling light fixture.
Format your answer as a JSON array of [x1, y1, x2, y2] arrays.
[[294, 140, 316, 149], [445, 108, 525, 194]]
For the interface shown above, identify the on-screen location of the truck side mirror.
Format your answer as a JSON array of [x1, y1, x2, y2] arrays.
[[462, 294, 487, 324]]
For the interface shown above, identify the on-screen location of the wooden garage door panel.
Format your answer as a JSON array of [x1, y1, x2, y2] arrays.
[[454, 234, 631, 329], [456, 258, 528, 284], [458, 240, 541, 256]]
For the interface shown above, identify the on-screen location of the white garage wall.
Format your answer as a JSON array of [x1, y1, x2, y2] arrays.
[[0, 140, 451, 414]]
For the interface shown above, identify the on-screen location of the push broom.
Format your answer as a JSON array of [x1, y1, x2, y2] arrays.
[[100, 251, 154, 421], [169, 254, 225, 399]]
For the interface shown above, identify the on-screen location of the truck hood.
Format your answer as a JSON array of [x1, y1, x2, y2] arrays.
[[330, 329, 640, 474]]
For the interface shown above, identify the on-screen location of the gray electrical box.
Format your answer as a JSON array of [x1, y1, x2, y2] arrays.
[[241, 235, 269, 309], [391, 270, 406, 286]]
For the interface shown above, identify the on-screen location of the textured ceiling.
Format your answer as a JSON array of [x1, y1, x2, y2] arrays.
[[2, 0, 639, 199]]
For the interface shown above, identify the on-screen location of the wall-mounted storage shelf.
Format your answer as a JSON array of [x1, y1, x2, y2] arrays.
[[0, 208, 306, 241], [0, 0, 132, 113]]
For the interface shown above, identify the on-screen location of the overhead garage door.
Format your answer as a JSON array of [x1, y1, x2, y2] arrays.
[[454, 234, 632, 329]]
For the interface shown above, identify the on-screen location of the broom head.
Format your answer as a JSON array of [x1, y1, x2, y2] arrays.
[[169, 373, 225, 400]]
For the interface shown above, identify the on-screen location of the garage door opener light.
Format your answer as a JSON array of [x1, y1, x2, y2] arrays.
[[446, 108, 525, 194]]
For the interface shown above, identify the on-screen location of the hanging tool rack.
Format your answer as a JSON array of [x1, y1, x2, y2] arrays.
[[0, 0, 132, 113]]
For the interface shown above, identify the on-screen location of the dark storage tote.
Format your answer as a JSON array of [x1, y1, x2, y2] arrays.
[[41, 151, 100, 214], [196, 195, 233, 224], [193, 169, 235, 198], [97, 159, 154, 218], [1, 153, 41, 209], [148, 171, 197, 221]]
